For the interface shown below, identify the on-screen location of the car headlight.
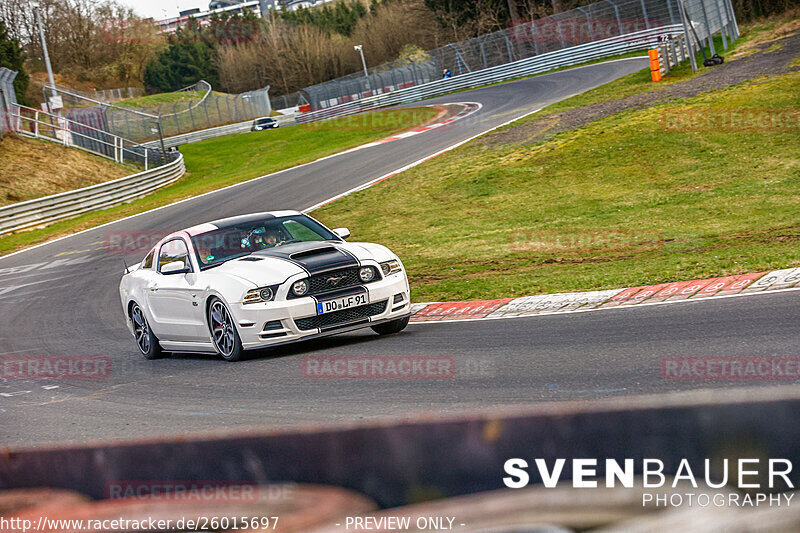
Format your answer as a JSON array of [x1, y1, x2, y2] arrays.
[[243, 285, 278, 304], [292, 279, 309, 296], [380, 260, 402, 276], [359, 266, 376, 282]]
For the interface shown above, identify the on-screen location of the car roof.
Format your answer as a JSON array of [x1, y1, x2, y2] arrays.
[[183, 211, 302, 236]]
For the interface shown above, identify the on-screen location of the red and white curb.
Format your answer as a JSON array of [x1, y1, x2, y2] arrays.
[[409, 268, 800, 323], [331, 102, 481, 157]]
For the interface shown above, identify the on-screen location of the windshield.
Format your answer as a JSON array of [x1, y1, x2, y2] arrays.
[[191, 214, 338, 268]]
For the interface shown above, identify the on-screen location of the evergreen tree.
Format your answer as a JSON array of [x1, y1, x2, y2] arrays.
[[0, 20, 30, 105]]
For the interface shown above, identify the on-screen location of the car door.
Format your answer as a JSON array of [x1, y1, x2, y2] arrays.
[[146, 238, 206, 342]]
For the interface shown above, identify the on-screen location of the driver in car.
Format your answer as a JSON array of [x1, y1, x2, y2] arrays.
[[262, 229, 285, 248]]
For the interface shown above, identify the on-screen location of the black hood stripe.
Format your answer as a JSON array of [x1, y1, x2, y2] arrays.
[[253, 242, 357, 275]]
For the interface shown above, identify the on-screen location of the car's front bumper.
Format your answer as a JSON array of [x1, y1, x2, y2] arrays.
[[232, 272, 411, 350]]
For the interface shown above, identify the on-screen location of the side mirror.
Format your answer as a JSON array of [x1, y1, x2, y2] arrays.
[[161, 261, 190, 275], [333, 227, 350, 240]]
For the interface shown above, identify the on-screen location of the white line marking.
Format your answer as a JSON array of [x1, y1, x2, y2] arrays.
[[409, 285, 800, 325], [0, 274, 76, 298], [0, 391, 31, 397]]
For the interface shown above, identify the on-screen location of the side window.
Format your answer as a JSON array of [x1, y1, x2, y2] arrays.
[[142, 249, 155, 269], [158, 239, 190, 273]]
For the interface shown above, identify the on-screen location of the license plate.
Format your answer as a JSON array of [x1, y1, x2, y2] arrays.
[[317, 293, 369, 315]]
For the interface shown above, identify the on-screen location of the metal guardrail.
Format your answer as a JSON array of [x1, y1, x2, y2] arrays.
[[142, 114, 298, 149], [0, 154, 185, 236], [298, 25, 683, 124]]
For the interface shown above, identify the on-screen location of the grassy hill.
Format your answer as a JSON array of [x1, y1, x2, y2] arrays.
[[0, 134, 131, 207]]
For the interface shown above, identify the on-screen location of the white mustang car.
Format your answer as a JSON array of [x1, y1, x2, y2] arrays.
[[119, 211, 411, 361]]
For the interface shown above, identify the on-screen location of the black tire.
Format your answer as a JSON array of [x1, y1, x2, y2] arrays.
[[371, 316, 410, 335], [208, 297, 244, 361], [130, 302, 164, 360]]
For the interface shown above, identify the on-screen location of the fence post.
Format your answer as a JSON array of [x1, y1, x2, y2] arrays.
[[530, 22, 541, 55], [603, 0, 624, 36], [725, 0, 739, 39], [555, 19, 567, 48], [640, 0, 651, 29], [502, 32, 515, 63], [698, 0, 716, 54], [714, 0, 728, 50], [678, 0, 698, 72], [576, 7, 594, 42]]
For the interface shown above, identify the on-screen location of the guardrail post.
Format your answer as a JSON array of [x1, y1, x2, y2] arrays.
[[670, 37, 678, 66]]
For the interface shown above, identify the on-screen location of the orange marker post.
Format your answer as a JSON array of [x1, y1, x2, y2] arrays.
[[649, 49, 662, 81]]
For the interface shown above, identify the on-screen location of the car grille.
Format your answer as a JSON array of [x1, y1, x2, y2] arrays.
[[293, 267, 379, 297], [295, 300, 388, 331]]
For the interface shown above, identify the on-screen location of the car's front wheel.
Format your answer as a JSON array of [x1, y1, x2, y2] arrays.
[[208, 297, 244, 361], [371, 316, 410, 335], [130, 303, 164, 359]]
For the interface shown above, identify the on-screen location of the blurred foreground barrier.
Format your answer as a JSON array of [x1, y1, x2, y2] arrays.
[[1, 387, 799, 508], [3, 484, 375, 533], [0, 487, 90, 516], [305, 479, 730, 532]]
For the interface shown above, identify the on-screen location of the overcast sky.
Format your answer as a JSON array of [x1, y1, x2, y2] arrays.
[[124, 0, 208, 20]]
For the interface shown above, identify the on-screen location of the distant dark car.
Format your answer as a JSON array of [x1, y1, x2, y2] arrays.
[[251, 117, 278, 131]]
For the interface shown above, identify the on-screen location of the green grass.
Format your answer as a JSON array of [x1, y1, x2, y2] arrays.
[[116, 90, 210, 109], [0, 107, 439, 256], [313, 71, 800, 302], [523, 34, 744, 121]]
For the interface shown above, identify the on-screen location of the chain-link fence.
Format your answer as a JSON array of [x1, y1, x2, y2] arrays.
[[10, 104, 177, 169], [46, 82, 272, 144], [269, 91, 309, 113], [48, 83, 144, 104], [299, 0, 737, 110]]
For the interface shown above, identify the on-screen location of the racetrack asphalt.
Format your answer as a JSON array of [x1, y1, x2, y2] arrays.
[[3, 57, 797, 449]]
